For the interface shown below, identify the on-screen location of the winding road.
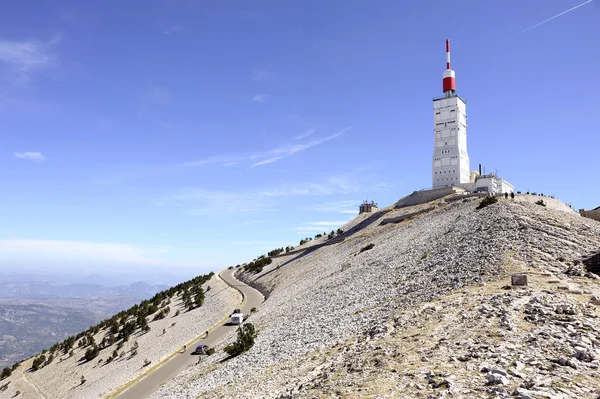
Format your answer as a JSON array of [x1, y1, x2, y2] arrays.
[[110, 269, 263, 399]]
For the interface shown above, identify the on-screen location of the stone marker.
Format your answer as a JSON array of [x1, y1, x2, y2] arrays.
[[511, 274, 527, 286]]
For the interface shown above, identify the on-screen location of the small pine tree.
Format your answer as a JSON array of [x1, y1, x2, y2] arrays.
[[223, 323, 257, 358], [0, 367, 11, 380], [45, 354, 54, 366], [84, 345, 99, 362], [32, 355, 46, 371]]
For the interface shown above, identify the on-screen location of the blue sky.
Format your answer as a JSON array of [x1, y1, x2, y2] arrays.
[[0, 1, 598, 283]]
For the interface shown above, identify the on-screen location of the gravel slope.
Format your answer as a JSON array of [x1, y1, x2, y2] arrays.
[[150, 195, 600, 399]]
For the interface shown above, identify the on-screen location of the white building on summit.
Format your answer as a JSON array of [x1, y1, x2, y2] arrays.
[[432, 40, 470, 189], [431, 40, 513, 195]]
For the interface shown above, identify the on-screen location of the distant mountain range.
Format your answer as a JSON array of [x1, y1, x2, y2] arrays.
[[0, 280, 170, 368], [0, 281, 170, 301], [0, 301, 102, 368]]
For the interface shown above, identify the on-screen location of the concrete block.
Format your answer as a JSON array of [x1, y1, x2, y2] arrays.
[[511, 274, 527, 286]]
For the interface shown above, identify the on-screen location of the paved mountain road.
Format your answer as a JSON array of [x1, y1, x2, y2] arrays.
[[111, 269, 263, 399]]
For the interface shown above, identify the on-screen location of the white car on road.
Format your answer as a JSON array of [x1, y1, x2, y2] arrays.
[[230, 309, 243, 325]]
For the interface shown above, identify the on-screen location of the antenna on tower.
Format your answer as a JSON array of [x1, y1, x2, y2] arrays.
[[442, 39, 456, 97]]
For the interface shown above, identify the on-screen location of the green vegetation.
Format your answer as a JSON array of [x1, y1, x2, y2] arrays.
[[360, 243, 375, 253], [224, 323, 257, 358], [476, 195, 498, 210], [84, 345, 100, 362], [535, 199, 546, 207], [22, 272, 214, 373], [205, 347, 216, 356], [44, 353, 54, 366], [152, 306, 170, 321], [267, 247, 284, 256], [299, 237, 313, 245], [32, 355, 46, 371], [0, 367, 11, 381], [244, 255, 272, 274]]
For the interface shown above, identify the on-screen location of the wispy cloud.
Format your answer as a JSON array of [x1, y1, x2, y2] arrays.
[[202, 9, 263, 21], [155, 189, 272, 215], [0, 34, 60, 86], [250, 127, 351, 167], [138, 83, 171, 115], [293, 220, 351, 234], [294, 129, 315, 140], [517, 0, 592, 35], [146, 83, 171, 105], [252, 157, 281, 167], [235, 219, 273, 227], [252, 94, 268, 103], [309, 200, 359, 214], [0, 239, 167, 268], [252, 69, 270, 82], [232, 240, 283, 246], [183, 127, 350, 169], [155, 173, 363, 215], [14, 151, 46, 162], [92, 127, 351, 184], [162, 24, 185, 36]]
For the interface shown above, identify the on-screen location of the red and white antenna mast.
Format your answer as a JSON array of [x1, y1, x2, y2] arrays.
[[442, 39, 456, 97]]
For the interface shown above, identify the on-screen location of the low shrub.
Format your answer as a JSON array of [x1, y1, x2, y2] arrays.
[[360, 243, 375, 253], [535, 199, 546, 207], [0, 367, 10, 381], [244, 256, 272, 274], [224, 323, 257, 358], [32, 355, 46, 371], [84, 345, 99, 362], [205, 347, 215, 356], [476, 196, 498, 210]]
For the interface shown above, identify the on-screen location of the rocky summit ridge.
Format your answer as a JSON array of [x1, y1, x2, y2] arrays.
[[152, 194, 600, 399]]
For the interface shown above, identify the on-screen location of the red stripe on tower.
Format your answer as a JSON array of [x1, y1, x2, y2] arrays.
[[442, 39, 456, 94]]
